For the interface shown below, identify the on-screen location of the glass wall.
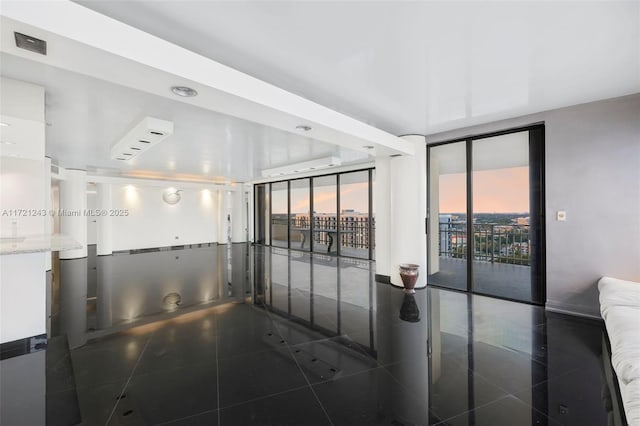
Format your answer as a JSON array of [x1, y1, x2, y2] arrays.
[[427, 142, 468, 291], [270, 181, 288, 248], [312, 175, 337, 254], [371, 169, 376, 260], [289, 178, 311, 251], [427, 126, 545, 304], [472, 131, 531, 301], [255, 168, 374, 259], [339, 171, 370, 259]]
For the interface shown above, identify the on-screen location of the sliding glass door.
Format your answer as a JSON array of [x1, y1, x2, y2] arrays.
[[427, 141, 468, 292], [271, 182, 288, 248], [427, 126, 545, 304], [255, 168, 375, 260]]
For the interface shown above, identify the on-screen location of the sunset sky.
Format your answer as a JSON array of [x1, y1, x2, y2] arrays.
[[275, 167, 527, 216], [439, 166, 529, 213], [290, 182, 368, 214]]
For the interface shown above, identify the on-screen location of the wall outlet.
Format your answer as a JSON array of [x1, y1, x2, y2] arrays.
[[556, 211, 567, 221]]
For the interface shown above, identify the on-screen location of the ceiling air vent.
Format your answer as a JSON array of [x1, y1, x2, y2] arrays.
[[110, 117, 173, 162], [15, 32, 47, 55]]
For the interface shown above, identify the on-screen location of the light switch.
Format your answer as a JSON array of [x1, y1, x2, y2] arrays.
[[556, 211, 567, 221]]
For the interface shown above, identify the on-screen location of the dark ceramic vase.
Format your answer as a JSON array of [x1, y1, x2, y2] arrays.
[[399, 263, 419, 294]]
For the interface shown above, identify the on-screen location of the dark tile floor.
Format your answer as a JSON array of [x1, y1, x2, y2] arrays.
[[0, 245, 612, 425]]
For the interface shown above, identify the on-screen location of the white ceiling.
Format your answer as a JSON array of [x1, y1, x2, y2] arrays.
[[1, 1, 638, 183], [75, 0, 640, 135], [1, 53, 367, 182]]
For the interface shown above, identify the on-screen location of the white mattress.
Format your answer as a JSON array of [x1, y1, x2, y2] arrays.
[[620, 378, 640, 426], [598, 276, 640, 319], [599, 276, 640, 426]]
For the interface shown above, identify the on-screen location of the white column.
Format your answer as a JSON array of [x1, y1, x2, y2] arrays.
[[389, 135, 427, 289], [96, 183, 113, 255], [231, 188, 246, 243], [59, 169, 87, 259], [374, 157, 391, 278]]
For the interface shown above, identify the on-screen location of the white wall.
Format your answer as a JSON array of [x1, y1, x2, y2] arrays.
[[427, 93, 640, 317], [0, 78, 47, 344], [110, 184, 218, 251], [0, 157, 46, 237]]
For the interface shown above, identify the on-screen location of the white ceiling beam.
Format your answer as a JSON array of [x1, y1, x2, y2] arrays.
[[0, 1, 414, 157]]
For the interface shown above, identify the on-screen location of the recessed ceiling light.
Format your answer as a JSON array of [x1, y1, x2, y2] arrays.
[[363, 145, 374, 150], [171, 86, 198, 97], [296, 125, 312, 132], [0, 122, 9, 127]]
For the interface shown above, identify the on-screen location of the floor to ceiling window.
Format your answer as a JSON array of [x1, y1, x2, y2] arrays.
[[427, 125, 545, 304], [289, 178, 311, 252], [270, 181, 288, 248], [339, 170, 371, 259], [312, 175, 337, 255], [255, 168, 375, 260]]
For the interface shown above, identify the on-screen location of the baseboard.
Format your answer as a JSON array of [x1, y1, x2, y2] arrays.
[[545, 305, 602, 321], [375, 274, 391, 284], [0, 334, 47, 361]]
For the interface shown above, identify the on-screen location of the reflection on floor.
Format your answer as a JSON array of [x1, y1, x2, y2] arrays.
[[428, 257, 532, 302], [0, 245, 610, 425], [269, 238, 371, 259]]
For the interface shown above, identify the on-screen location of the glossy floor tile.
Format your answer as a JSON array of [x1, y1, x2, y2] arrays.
[[0, 245, 612, 425]]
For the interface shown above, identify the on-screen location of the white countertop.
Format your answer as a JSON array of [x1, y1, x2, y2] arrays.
[[0, 234, 82, 255]]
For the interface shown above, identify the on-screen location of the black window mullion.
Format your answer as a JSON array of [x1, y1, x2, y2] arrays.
[[368, 169, 373, 261], [466, 138, 473, 293], [336, 174, 341, 257], [310, 178, 314, 253], [269, 183, 273, 246], [287, 181, 291, 249]]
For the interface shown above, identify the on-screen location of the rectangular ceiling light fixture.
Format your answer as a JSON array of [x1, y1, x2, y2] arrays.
[[261, 156, 342, 178], [110, 117, 173, 162]]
